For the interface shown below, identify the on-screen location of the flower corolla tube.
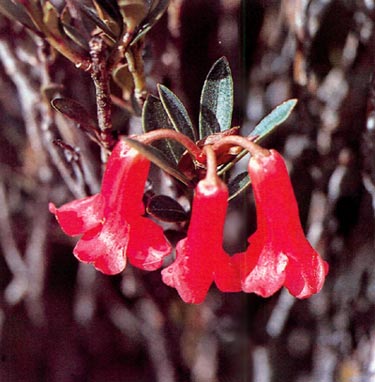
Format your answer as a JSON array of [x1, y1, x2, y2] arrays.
[[161, 164, 241, 304], [49, 140, 171, 275], [232, 149, 328, 298]]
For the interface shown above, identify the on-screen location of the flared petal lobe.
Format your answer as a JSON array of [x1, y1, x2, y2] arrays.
[[127, 217, 172, 271], [48, 194, 104, 236], [73, 217, 129, 275]]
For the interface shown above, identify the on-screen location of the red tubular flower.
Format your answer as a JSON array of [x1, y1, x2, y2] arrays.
[[232, 149, 328, 298], [49, 140, 171, 275], [161, 150, 241, 304]]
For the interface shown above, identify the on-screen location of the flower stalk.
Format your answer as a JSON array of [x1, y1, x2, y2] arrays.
[[137, 129, 205, 163]]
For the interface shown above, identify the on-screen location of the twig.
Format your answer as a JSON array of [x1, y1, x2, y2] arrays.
[[191, 334, 218, 382], [253, 346, 272, 382], [125, 41, 147, 108], [89, 36, 115, 162], [0, 37, 86, 199], [0, 308, 5, 342], [73, 264, 97, 324], [368, 332, 375, 382], [136, 299, 176, 382], [24, 187, 49, 325], [0, 39, 50, 179], [36, 39, 100, 196], [0, 182, 28, 305], [266, 289, 296, 338], [97, 275, 176, 382]]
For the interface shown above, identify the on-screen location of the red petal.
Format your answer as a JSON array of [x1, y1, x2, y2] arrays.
[[101, 141, 149, 217], [73, 218, 129, 275], [49, 194, 104, 236], [161, 239, 212, 304], [284, 247, 329, 298], [126, 217, 171, 271], [233, 231, 289, 297], [213, 252, 242, 292]]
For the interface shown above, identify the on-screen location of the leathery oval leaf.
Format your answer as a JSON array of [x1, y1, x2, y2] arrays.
[[158, 84, 197, 142], [146, 194, 188, 222], [52, 98, 97, 128], [250, 99, 298, 140], [142, 95, 185, 164], [199, 57, 233, 139]]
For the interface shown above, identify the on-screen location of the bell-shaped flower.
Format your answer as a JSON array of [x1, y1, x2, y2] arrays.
[[49, 140, 171, 275], [161, 171, 241, 304], [232, 149, 328, 298]]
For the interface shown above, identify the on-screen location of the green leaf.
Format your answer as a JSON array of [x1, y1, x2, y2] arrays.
[[52, 98, 97, 128], [225, 99, 298, 199], [16, 0, 45, 32], [227, 172, 250, 201], [142, 95, 185, 164], [251, 99, 297, 141], [227, 98, 297, 198], [43, 1, 61, 38], [131, 0, 169, 45], [158, 84, 197, 142], [61, 23, 90, 52], [113, 63, 134, 93], [0, 1, 40, 33], [199, 57, 233, 139], [52, 98, 102, 144], [146, 195, 188, 222], [119, 0, 148, 33], [93, 0, 123, 25], [122, 137, 193, 186], [42, 83, 64, 102], [78, 4, 118, 40], [218, 99, 298, 178]]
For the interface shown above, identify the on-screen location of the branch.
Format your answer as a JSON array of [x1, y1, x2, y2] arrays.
[[0, 182, 28, 305], [89, 36, 115, 161]]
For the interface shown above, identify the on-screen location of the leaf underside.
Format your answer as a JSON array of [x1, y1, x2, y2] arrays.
[[51, 98, 97, 128], [227, 99, 298, 199], [251, 99, 297, 140]]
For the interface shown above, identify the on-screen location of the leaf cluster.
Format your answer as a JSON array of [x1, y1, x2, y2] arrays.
[[0, 0, 168, 72], [129, 57, 297, 198], [124, 58, 297, 221]]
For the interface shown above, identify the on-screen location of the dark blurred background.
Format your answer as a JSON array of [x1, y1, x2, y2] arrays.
[[0, 0, 375, 381]]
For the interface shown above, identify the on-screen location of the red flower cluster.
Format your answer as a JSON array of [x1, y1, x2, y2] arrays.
[[50, 139, 328, 302]]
